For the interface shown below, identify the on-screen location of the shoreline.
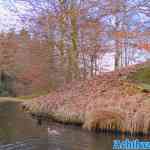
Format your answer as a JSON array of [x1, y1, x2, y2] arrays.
[[22, 62, 150, 134], [0, 97, 26, 103], [18, 62, 150, 135]]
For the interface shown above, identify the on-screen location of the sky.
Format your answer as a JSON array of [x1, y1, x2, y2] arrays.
[[0, 1, 14, 29], [0, 0, 24, 31], [0, 0, 150, 32]]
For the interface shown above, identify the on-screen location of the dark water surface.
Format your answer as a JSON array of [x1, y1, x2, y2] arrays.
[[0, 101, 146, 150]]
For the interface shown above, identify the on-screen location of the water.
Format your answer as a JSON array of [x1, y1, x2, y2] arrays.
[[0, 101, 144, 150]]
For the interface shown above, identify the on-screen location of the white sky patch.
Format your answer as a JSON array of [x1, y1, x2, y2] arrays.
[[0, 1, 28, 31], [14, 1, 32, 13], [98, 52, 115, 72], [138, 13, 150, 23], [0, 4, 20, 31], [97, 49, 150, 73]]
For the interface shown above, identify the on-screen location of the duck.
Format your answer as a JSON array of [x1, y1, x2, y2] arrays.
[[48, 128, 60, 136]]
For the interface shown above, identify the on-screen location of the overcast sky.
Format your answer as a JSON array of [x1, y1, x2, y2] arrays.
[[0, 0, 150, 32], [0, 0, 24, 31]]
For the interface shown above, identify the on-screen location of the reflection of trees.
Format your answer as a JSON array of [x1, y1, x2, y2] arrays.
[[0, 102, 117, 150], [0, 71, 16, 97], [0, 102, 48, 144], [0, 126, 16, 144], [0, 102, 17, 144]]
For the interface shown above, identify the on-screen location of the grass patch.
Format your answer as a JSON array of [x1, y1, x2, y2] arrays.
[[17, 90, 49, 100], [0, 97, 23, 102], [127, 67, 150, 92], [128, 67, 150, 84]]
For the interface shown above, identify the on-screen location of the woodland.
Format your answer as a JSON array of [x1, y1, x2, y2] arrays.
[[1, 0, 150, 134]]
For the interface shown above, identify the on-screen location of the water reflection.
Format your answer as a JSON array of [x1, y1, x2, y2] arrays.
[[46, 123, 113, 150], [0, 101, 148, 150]]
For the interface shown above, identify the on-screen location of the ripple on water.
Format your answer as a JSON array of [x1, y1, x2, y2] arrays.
[[0, 101, 126, 150]]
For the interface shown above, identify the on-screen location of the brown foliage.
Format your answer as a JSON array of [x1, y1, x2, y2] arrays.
[[22, 61, 150, 134]]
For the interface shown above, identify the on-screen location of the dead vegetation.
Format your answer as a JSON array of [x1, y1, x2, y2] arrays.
[[22, 61, 150, 135]]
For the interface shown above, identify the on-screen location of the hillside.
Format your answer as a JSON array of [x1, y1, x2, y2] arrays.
[[22, 61, 150, 134]]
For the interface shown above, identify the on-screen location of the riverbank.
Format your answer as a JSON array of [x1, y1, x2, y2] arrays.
[[22, 61, 150, 135], [0, 97, 25, 103], [0, 91, 49, 103]]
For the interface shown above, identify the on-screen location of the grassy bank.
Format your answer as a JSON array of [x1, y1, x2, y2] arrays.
[[0, 97, 25, 103], [21, 61, 150, 135]]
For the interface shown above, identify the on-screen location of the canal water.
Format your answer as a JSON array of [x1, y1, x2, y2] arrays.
[[0, 101, 146, 150]]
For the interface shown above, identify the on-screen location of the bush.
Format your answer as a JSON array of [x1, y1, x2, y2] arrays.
[[0, 78, 10, 97]]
